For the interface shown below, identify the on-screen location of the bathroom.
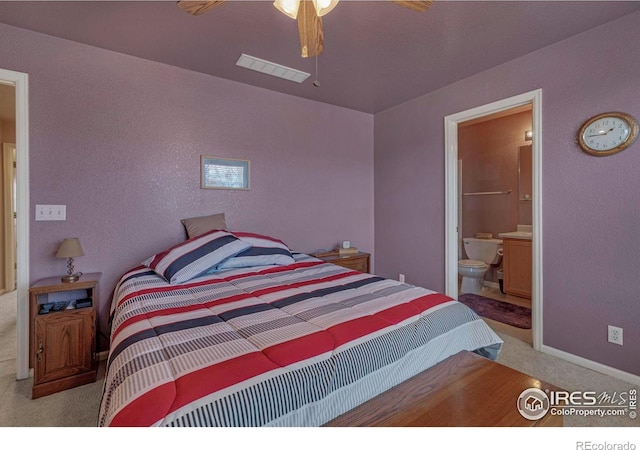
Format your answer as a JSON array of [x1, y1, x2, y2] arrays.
[[457, 105, 532, 297]]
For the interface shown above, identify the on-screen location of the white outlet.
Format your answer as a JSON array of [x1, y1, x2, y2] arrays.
[[35, 204, 66, 221], [399, 274, 405, 283], [608, 325, 623, 345]]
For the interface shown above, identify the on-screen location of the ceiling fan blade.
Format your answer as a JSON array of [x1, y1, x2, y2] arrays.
[[392, 0, 434, 12], [177, 1, 226, 16], [297, 1, 324, 58]]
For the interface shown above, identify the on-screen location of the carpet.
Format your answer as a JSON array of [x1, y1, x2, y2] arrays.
[[458, 293, 531, 329], [0, 291, 17, 363]]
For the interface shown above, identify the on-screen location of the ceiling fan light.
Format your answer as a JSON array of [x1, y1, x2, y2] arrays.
[[274, 0, 301, 19], [312, 0, 339, 17]]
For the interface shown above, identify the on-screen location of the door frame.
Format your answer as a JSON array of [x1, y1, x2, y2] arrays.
[[0, 68, 30, 380], [444, 89, 543, 351]]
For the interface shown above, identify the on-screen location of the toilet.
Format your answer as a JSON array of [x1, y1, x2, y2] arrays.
[[458, 237, 503, 294]]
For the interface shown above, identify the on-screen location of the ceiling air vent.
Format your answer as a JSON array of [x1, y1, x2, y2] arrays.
[[235, 54, 310, 84]]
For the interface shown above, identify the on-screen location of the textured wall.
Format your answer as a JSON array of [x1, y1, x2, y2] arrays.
[[0, 24, 374, 349], [1, 119, 15, 142], [375, 11, 640, 375]]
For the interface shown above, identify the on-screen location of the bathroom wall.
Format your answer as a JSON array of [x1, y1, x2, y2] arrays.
[[518, 145, 533, 225], [458, 110, 532, 281], [1, 120, 15, 142], [459, 110, 532, 242]]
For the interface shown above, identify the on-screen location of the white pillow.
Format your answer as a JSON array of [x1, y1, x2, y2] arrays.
[[143, 229, 251, 284], [218, 232, 295, 269]]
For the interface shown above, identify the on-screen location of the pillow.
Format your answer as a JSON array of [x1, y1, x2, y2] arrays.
[[217, 231, 295, 269], [143, 229, 251, 284], [181, 213, 227, 239]]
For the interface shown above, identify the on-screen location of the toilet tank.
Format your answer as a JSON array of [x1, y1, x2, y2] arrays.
[[463, 238, 503, 264]]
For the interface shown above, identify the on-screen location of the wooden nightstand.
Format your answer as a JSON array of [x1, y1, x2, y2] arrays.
[[29, 272, 101, 399], [312, 251, 370, 273]]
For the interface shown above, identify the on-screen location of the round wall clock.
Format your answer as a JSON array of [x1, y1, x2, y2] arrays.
[[578, 112, 639, 156]]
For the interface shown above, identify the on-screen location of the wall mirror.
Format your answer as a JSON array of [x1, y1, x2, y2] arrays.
[[518, 145, 532, 225]]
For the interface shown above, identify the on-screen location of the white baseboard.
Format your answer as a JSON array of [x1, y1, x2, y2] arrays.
[[97, 350, 109, 362], [541, 344, 640, 387], [484, 281, 500, 289]]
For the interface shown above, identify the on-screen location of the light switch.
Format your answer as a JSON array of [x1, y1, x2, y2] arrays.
[[35, 204, 66, 221]]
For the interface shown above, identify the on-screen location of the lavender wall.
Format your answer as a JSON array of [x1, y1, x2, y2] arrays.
[[0, 25, 374, 349], [375, 11, 640, 376]]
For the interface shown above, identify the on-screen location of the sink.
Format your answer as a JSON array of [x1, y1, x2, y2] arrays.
[[498, 224, 532, 240], [498, 231, 532, 240]]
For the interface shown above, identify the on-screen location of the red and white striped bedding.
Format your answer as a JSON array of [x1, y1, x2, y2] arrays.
[[98, 253, 503, 427]]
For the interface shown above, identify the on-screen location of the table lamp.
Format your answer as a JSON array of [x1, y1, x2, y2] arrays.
[[56, 238, 84, 283]]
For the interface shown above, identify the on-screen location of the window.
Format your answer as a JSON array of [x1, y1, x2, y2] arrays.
[[201, 156, 250, 190]]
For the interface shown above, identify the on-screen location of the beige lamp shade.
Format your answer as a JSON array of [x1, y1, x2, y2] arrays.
[[56, 238, 84, 283], [312, 0, 339, 17], [56, 238, 84, 258], [273, 0, 300, 19]]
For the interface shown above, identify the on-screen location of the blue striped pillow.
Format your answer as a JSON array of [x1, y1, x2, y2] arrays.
[[217, 232, 295, 269], [143, 230, 252, 284]]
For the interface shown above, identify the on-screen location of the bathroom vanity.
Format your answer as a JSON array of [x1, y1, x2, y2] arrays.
[[499, 228, 532, 299]]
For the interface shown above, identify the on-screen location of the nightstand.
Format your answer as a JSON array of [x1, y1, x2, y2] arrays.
[[29, 272, 101, 399], [312, 251, 370, 273]]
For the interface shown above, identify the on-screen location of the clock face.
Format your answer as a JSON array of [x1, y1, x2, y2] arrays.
[[582, 117, 630, 150], [578, 112, 639, 156]]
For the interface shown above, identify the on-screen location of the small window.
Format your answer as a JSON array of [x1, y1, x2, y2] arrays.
[[201, 156, 250, 190]]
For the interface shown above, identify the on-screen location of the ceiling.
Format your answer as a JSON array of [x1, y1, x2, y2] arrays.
[[0, 1, 639, 114]]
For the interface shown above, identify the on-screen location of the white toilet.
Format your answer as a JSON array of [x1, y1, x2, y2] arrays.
[[458, 237, 503, 294]]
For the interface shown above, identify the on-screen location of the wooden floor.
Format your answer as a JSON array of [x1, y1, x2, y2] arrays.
[[460, 281, 533, 345]]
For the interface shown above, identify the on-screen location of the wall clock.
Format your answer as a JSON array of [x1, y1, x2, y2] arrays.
[[578, 112, 638, 156]]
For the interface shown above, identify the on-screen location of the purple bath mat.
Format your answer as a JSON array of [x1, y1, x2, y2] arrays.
[[458, 293, 531, 329]]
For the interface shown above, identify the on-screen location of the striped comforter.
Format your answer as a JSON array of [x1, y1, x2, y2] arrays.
[[98, 254, 503, 427]]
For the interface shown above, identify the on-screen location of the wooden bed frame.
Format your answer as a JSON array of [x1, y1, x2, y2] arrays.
[[326, 350, 563, 427]]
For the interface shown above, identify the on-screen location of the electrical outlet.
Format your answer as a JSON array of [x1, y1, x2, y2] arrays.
[[399, 274, 405, 283], [608, 325, 623, 345]]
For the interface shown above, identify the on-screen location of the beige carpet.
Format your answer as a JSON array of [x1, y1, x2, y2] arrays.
[[0, 289, 638, 428], [0, 290, 17, 363], [495, 331, 639, 427]]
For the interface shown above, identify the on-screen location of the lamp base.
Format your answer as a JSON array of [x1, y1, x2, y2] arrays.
[[61, 274, 80, 283]]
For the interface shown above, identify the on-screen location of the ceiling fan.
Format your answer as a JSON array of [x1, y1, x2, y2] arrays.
[[177, 0, 434, 58]]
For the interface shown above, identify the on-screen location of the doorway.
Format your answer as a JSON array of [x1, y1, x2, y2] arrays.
[[2, 143, 16, 292], [0, 86, 17, 381], [444, 89, 542, 351], [458, 107, 532, 344], [1, 121, 17, 294], [0, 68, 30, 380]]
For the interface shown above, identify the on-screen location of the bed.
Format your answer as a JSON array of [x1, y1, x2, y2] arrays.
[[98, 229, 503, 427]]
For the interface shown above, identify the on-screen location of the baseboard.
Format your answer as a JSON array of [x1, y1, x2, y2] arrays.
[[541, 344, 640, 387], [97, 350, 109, 362], [483, 281, 500, 289]]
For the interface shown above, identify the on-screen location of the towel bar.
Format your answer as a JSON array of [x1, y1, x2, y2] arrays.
[[463, 189, 512, 196]]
